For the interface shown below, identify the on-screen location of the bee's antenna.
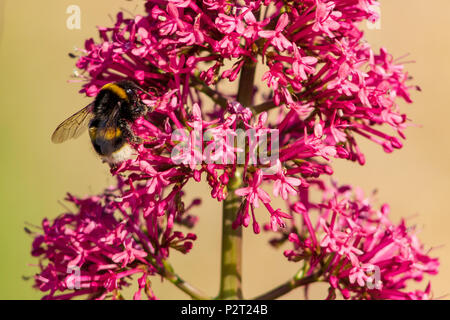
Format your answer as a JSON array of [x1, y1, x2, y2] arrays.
[[132, 83, 159, 97]]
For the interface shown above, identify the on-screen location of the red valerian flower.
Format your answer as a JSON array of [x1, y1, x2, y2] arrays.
[[31, 183, 199, 300], [30, 0, 438, 299], [280, 182, 439, 300]]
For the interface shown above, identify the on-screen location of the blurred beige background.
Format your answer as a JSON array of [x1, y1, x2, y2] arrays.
[[0, 0, 448, 299]]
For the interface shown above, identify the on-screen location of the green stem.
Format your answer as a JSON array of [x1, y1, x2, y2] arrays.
[[252, 271, 322, 300], [218, 171, 244, 299], [249, 100, 276, 114], [166, 272, 212, 300], [191, 77, 228, 109], [162, 261, 211, 300], [217, 58, 258, 299], [237, 60, 257, 107]]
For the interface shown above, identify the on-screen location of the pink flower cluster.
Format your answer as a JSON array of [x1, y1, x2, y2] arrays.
[[30, 0, 438, 299], [31, 182, 199, 299], [281, 181, 439, 300]]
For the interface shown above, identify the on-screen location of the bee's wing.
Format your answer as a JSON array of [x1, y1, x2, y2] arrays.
[[51, 103, 95, 144]]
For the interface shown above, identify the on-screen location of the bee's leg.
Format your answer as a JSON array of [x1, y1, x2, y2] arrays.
[[118, 119, 142, 144], [109, 163, 118, 171], [138, 102, 149, 115], [132, 101, 150, 119]]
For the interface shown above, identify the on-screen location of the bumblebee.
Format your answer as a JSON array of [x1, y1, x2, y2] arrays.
[[52, 80, 152, 165]]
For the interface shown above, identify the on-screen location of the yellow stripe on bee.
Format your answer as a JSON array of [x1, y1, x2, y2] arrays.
[[101, 83, 128, 100], [89, 127, 122, 140], [104, 128, 122, 140], [89, 127, 97, 140]]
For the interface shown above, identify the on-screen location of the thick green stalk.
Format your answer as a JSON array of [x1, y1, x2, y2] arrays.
[[217, 59, 257, 300], [236, 60, 257, 107], [218, 171, 243, 299]]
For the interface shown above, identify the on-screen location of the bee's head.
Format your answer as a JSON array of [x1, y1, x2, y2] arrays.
[[115, 80, 151, 116], [114, 80, 138, 100]]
